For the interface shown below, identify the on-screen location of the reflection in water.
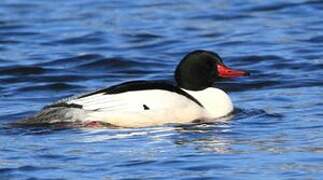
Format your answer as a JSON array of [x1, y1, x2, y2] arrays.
[[76, 123, 234, 154], [174, 125, 234, 154]]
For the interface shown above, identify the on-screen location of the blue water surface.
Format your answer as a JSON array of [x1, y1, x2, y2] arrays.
[[1, 0, 323, 179]]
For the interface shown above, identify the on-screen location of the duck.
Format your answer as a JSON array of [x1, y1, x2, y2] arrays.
[[19, 50, 249, 128]]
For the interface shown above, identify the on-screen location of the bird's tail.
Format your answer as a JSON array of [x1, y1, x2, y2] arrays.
[[13, 106, 88, 127]]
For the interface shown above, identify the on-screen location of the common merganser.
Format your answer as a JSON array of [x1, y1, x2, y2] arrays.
[[20, 50, 249, 128]]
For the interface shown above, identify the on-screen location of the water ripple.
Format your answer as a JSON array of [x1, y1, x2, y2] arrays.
[[16, 83, 83, 92], [0, 66, 47, 75]]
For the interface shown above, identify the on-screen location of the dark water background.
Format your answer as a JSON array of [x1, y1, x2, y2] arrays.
[[1, 0, 323, 179]]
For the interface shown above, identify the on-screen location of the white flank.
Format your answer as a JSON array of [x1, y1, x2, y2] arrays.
[[68, 90, 206, 127]]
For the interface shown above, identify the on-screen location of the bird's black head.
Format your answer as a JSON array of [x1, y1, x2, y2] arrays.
[[175, 50, 249, 90]]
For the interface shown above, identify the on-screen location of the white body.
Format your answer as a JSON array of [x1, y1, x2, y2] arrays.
[[65, 87, 233, 127]]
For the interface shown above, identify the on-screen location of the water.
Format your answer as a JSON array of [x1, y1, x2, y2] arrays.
[[1, 0, 323, 179]]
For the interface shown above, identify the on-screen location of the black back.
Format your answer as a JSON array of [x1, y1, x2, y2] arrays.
[[77, 80, 203, 107]]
